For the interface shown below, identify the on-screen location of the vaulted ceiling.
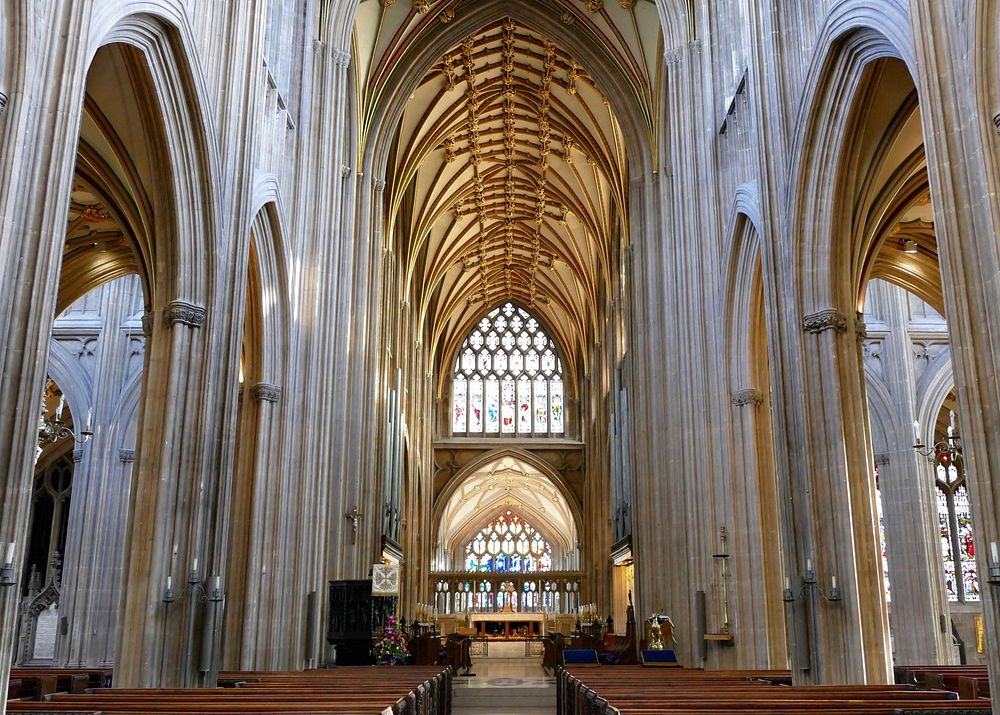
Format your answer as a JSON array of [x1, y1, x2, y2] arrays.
[[437, 455, 578, 557], [353, 0, 662, 380]]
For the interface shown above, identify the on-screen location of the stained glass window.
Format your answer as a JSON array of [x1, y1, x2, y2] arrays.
[[936, 451, 979, 602], [874, 467, 891, 602], [452, 302, 565, 436], [464, 511, 552, 573]]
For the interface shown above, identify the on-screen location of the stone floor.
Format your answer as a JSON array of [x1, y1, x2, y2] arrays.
[[452, 656, 555, 714]]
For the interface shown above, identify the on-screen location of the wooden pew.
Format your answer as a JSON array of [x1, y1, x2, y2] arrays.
[[8, 666, 452, 715], [557, 665, 992, 715]]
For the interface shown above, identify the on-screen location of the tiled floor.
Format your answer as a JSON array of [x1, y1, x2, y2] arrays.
[[453, 656, 555, 714]]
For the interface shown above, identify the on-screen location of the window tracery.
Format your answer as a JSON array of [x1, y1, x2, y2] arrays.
[[465, 511, 552, 573], [452, 302, 564, 436], [936, 451, 979, 602]]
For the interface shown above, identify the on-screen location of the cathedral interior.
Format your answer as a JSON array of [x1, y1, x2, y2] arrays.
[[2, 0, 1000, 712]]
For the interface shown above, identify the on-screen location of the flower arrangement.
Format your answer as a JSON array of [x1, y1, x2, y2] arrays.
[[372, 615, 409, 665]]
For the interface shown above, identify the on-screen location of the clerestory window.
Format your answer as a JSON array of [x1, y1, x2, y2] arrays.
[[451, 302, 564, 436]]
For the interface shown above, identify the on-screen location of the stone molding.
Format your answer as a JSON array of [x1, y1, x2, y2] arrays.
[[164, 301, 207, 328], [730, 388, 764, 407], [73, 449, 83, 463], [119, 449, 136, 463], [802, 309, 848, 334], [251, 383, 282, 404], [873, 453, 890, 467], [141, 312, 154, 337]]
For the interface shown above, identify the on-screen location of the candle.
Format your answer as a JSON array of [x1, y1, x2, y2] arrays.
[[55, 396, 64, 420], [991, 542, 999, 565], [192, 557, 199, 574], [85, 408, 92, 432], [213, 575, 221, 592], [166, 575, 172, 590], [806, 558, 813, 573], [831, 576, 837, 590], [913, 420, 921, 442], [950, 411, 956, 431], [784, 577, 790, 591], [3, 542, 14, 565]]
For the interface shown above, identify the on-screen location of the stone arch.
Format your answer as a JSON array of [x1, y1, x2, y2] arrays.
[[915, 356, 956, 446], [723, 184, 763, 392], [85, 5, 222, 308], [788, 3, 914, 314], [245, 202, 290, 387], [864, 370, 895, 456], [432, 447, 583, 547]]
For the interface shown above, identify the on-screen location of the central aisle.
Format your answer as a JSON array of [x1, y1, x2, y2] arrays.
[[452, 656, 555, 715]]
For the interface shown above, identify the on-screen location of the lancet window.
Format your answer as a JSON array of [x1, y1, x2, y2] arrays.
[[936, 451, 979, 602], [465, 511, 552, 573], [451, 302, 565, 436]]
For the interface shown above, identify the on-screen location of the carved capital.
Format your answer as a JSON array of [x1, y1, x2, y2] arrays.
[[802, 309, 848, 334], [141, 311, 155, 337], [251, 383, 282, 404], [165, 301, 206, 328], [855, 317, 868, 341], [731, 388, 764, 407], [664, 47, 683, 66], [374, 177, 386, 192], [873, 452, 890, 467], [119, 449, 136, 463], [333, 49, 351, 68]]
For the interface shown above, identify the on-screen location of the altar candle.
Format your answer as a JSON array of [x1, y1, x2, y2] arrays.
[[166, 575, 172, 591], [806, 558, 813, 573], [991, 542, 999, 565], [85, 408, 92, 432], [831, 576, 837, 590], [3, 542, 14, 565], [784, 577, 790, 591], [192, 557, 199, 574], [213, 575, 221, 592]]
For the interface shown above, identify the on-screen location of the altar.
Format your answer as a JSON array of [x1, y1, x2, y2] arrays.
[[439, 611, 578, 639], [470, 611, 545, 639]]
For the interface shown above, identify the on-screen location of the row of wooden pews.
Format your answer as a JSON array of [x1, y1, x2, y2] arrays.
[[8, 666, 452, 715], [558, 665, 992, 715], [895, 665, 991, 702], [8, 668, 113, 702]]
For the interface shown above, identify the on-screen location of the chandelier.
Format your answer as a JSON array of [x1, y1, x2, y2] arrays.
[[913, 411, 961, 462], [38, 393, 92, 449]]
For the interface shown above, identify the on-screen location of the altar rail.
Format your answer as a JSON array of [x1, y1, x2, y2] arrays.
[[430, 571, 584, 614]]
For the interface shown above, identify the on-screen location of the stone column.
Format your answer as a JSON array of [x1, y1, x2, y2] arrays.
[[114, 300, 229, 688], [728, 388, 787, 669], [787, 309, 890, 684], [864, 280, 952, 664], [910, 2, 1000, 700], [0, 5, 93, 709], [236, 383, 282, 670]]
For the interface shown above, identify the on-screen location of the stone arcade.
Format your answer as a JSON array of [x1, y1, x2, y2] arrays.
[[1, 0, 1000, 713]]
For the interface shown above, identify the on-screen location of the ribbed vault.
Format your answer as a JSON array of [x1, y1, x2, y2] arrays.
[[364, 5, 657, 380]]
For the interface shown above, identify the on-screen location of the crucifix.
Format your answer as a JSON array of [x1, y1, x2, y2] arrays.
[[345, 506, 362, 545]]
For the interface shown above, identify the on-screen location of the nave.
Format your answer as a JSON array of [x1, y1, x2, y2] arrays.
[[4, 1, 1000, 714]]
